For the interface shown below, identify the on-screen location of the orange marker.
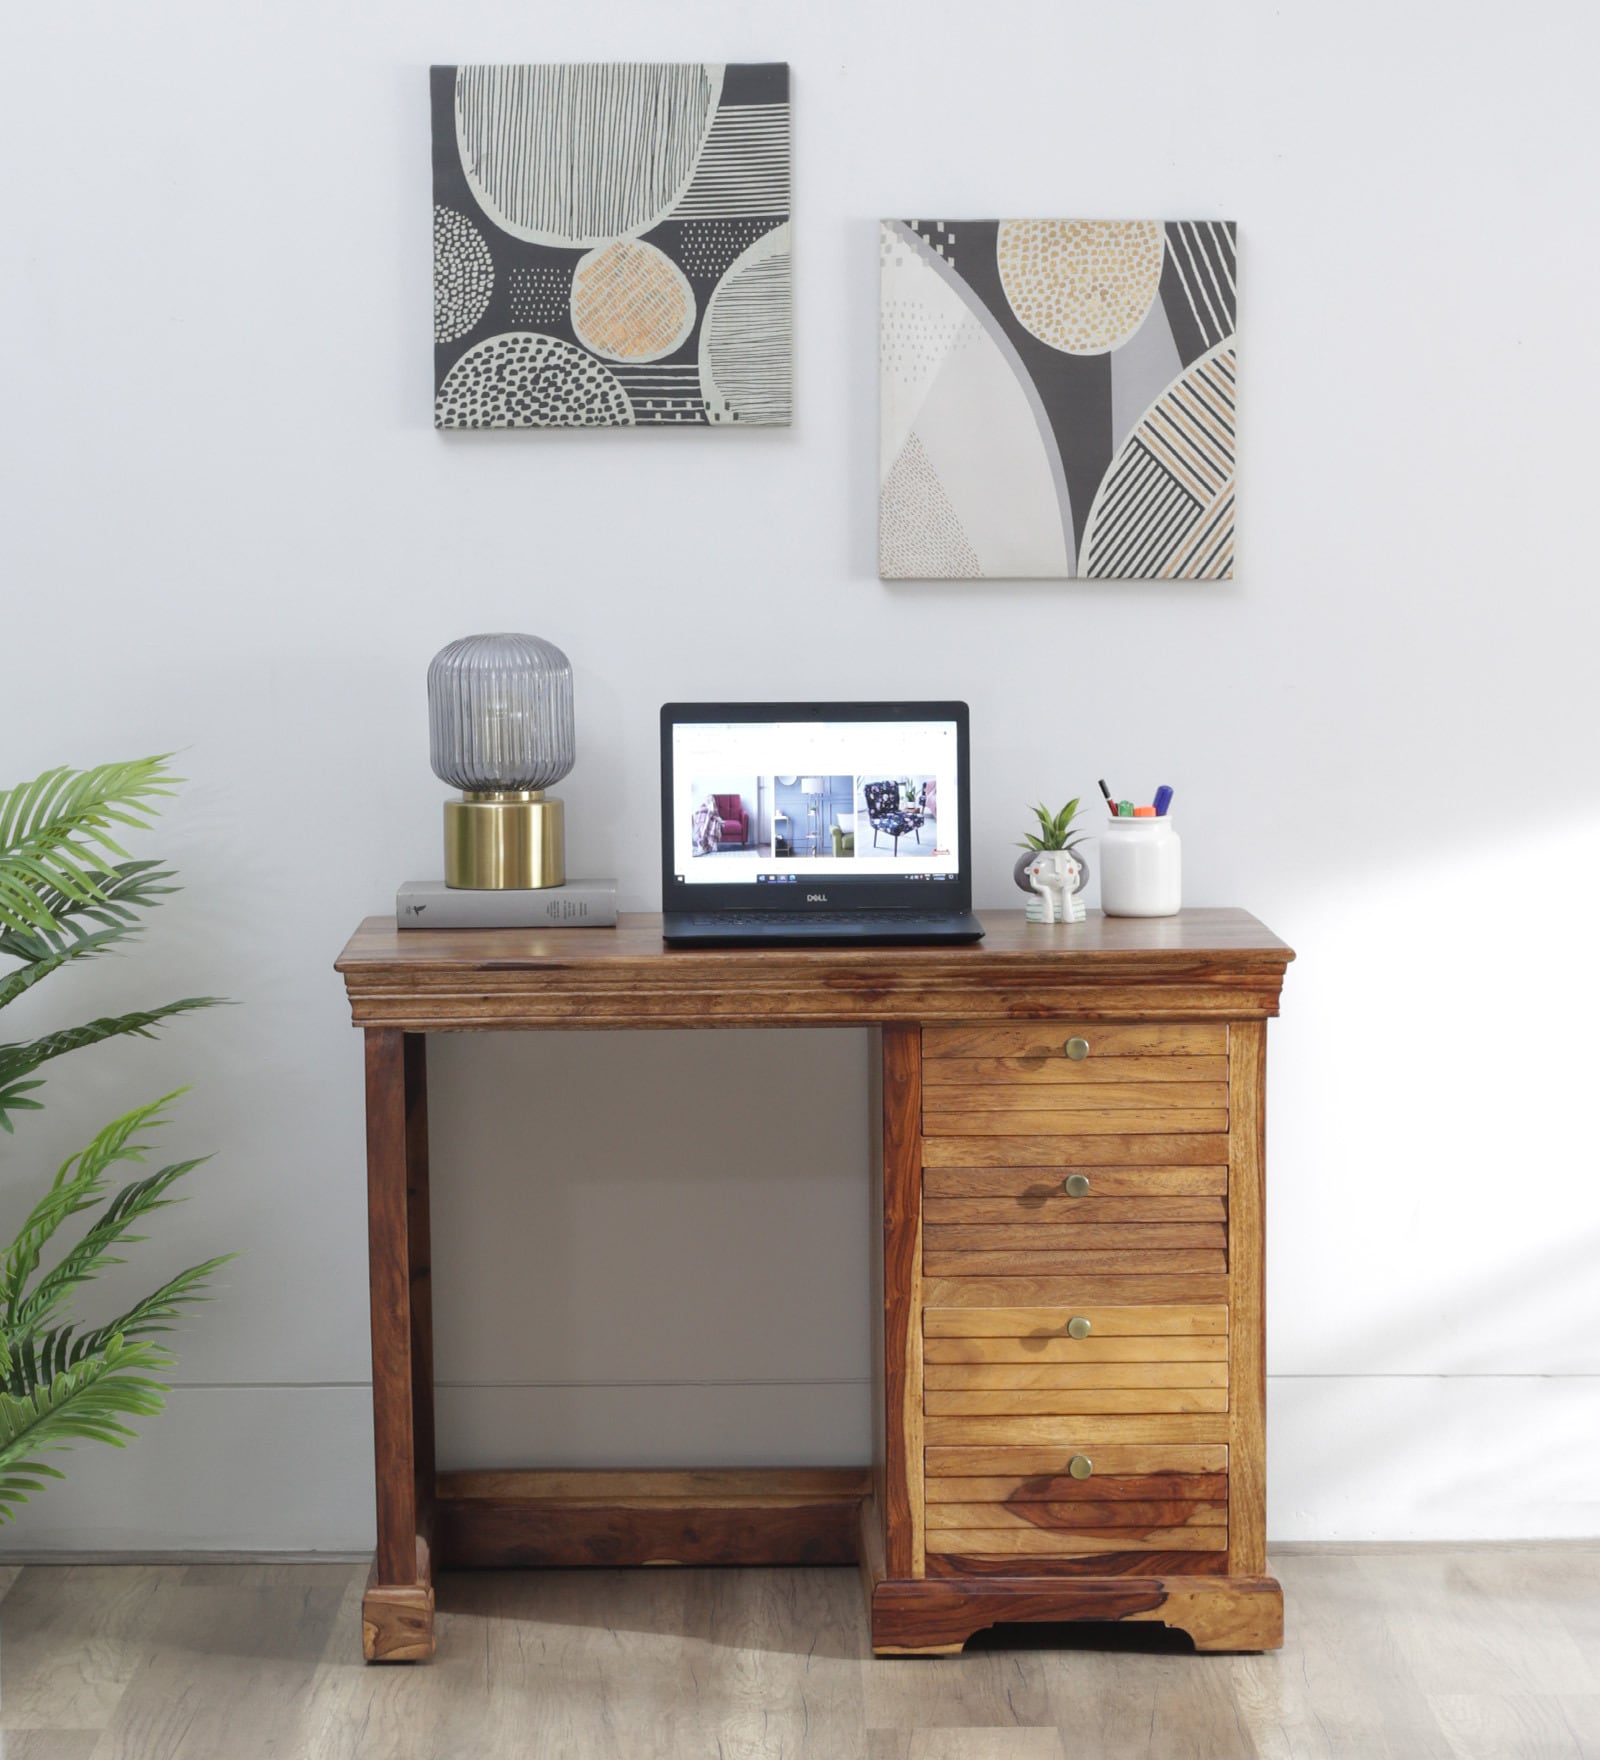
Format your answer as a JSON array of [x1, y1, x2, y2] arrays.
[[1134, 805, 1156, 817]]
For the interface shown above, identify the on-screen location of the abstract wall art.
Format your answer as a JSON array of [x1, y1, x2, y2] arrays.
[[879, 220, 1236, 579], [432, 64, 791, 429]]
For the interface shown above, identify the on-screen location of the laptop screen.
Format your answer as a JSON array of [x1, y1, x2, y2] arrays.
[[660, 701, 971, 911]]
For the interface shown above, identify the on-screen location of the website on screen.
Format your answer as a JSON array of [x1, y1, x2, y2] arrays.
[[672, 720, 960, 884]]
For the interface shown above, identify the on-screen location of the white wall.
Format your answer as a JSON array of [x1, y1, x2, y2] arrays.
[[2, 0, 1597, 1552]]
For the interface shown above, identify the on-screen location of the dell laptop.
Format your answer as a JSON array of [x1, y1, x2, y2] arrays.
[[660, 701, 985, 944]]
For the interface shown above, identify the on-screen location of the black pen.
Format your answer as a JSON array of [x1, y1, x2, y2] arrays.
[[1097, 778, 1116, 816]]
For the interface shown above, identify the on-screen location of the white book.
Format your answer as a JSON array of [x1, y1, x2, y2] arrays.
[[396, 879, 618, 929]]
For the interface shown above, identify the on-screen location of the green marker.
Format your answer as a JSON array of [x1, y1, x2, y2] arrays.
[[1117, 801, 1134, 816]]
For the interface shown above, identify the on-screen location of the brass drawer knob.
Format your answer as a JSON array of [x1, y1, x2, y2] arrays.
[[1064, 1036, 1091, 1061], [1063, 1173, 1091, 1198], [1066, 1315, 1091, 1339], [1068, 1454, 1093, 1480]]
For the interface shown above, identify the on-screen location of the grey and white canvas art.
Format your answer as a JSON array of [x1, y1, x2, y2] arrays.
[[880, 220, 1236, 578], [432, 64, 792, 429]]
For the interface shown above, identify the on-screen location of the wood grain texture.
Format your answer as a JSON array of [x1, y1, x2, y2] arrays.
[[923, 1108, 1229, 1136], [923, 1133, 1230, 1167], [923, 1022, 1230, 1058], [927, 1083, 1228, 1114], [925, 1194, 1227, 1224], [925, 1549, 1231, 1580], [923, 1274, 1229, 1307], [924, 1363, 1228, 1391], [925, 1249, 1227, 1277], [437, 1468, 870, 1502], [923, 1053, 1230, 1085], [1228, 1018, 1268, 1579], [402, 1034, 435, 1540], [364, 1030, 419, 1592], [882, 1023, 923, 1580], [925, 1527, 1227, 1554], [434, 1492, 863, 1569], [924, 1165, 1227, 1197], [869, 1571, 1281, 1655], [26, 1550, 1586, 1748], [927, 1500, 1225, 1530], [926, 1472, 1228, 1502], [924, 1334, 1228, 1364], [926, 1444, 1228, 1475], [925, 1303, 1229, 1337], [361, 1560, 434, 1664], [925, 1389, 1229, 1417], [923, 1222, 1226, 1251], [336, 909, 1295, 1030], [926, 1414, 1231, 1445]]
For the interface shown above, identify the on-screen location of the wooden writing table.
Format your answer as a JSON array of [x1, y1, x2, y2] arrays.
[[336, 908, 1293, 1660]]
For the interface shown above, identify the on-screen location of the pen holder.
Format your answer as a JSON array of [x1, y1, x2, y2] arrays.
[[1100, 813, 1181, 917]]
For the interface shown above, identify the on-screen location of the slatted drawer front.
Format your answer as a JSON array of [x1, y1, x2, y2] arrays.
[[923, 1159, 1229, 1279], [924, 1442, 1229, 1566], [923, 1305, 1229, 1418], [923, 1023, 1229, 1139]]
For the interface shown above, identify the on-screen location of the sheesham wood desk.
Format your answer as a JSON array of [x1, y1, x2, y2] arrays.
[[335, 907, 1293, 1661]]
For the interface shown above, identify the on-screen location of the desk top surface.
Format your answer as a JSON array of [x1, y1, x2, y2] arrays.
[[336, 908, 1292, 1030]]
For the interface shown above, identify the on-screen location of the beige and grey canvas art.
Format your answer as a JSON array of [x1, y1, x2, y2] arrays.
[[879, 220, 1236, 579]]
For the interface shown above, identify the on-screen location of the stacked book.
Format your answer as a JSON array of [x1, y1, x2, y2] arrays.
[[396, 879, 618, 929]]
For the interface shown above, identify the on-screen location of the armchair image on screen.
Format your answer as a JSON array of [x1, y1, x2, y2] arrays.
[[859, 776, 937, 858]]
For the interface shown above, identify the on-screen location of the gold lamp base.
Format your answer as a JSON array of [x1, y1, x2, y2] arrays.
[[443, 792, 565, 890]]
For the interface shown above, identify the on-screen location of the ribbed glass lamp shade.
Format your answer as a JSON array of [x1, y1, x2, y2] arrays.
[[427, 633, 575, 792]]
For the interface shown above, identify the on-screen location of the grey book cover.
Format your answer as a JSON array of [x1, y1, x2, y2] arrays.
[[396, 879, 618, 929]]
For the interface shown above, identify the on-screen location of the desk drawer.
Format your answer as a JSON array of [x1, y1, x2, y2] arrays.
[[922, 1161, 1229, 1278], [924, 1441, 1229, 1575], [924, 1024, 1227, 1061], [922, 1022, 1230, 1140], [923, 1304, 1230, 1416]]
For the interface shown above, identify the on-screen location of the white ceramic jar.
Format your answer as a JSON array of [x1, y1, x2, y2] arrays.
[[1099, 815, 1182, 917]]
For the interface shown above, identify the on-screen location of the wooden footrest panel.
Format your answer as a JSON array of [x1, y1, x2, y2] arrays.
[[432, 1468, 871, 1570]]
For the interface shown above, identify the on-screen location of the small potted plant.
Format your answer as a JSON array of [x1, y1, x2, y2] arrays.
[[1013, 799, 1091, 922]]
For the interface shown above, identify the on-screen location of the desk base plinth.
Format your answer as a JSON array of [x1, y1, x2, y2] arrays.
[[868, 1573, 1284, 1656]]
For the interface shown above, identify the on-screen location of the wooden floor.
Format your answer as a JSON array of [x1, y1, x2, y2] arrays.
[[1, 1547, 1597, 1758]]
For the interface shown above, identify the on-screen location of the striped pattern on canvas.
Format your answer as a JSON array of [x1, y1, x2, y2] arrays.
[[455, 64, 719, 243], [703, 248, 792, 423], [1081, 348, 1235, 579], [672, 104, 790, 218], [1163, 221, 1237, 348]]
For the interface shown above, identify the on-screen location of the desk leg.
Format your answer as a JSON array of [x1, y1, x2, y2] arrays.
[[362, 1028, 436, 1661]]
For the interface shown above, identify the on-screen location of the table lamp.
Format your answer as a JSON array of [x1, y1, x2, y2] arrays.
[[801, 776, 824, 856], [427, 633, 574, 889]]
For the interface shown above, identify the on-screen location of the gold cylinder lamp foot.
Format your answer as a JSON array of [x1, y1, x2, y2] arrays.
[[443, 791, 565, 890]]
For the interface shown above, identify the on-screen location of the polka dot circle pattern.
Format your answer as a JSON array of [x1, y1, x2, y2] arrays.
[[996, 220, 1164, 355], [433, 206, 495, 344], [434, 332, 633, 428]]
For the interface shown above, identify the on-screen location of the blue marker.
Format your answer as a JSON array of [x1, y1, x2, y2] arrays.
[[1153, 784, 1174, 816]]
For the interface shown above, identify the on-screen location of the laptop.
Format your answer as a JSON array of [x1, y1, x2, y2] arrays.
[[660, 701, 985, 945]]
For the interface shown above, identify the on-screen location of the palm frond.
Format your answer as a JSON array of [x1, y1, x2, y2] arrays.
[[0, 1336, 171, 1521], [0, 925, 137, 1016], [7, 1255, 234, 1397], [0, 998, 226, 1132], [12, 1154, 215, 1337], [0, 1096, 182, 1323], [0, 759, 178, 938]]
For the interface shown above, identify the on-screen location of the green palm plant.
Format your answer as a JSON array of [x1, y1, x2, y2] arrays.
[[0, 756, 232, 1521]]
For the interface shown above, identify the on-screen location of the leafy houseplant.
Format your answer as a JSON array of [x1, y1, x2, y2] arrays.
[[1018, 799, 1087, 857], [1013, 799, 1092, 898], [0, 758, 231, 1522]]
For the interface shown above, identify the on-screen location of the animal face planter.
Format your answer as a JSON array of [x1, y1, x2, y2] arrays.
[[1025, 850, 1086, 923]]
